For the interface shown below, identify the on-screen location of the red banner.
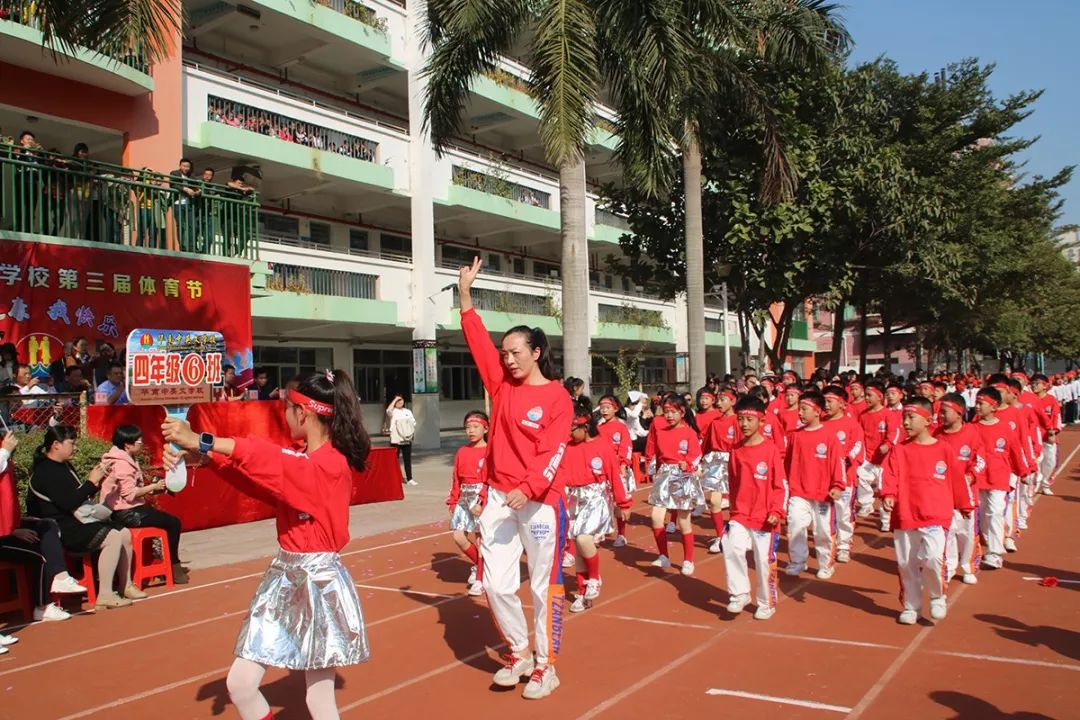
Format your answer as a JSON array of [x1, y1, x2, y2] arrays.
[[0, 239, 253, 382]]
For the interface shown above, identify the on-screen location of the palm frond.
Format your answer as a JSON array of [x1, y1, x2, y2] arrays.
[[43, 0, 183, 66], [753, 0, 850, 67]]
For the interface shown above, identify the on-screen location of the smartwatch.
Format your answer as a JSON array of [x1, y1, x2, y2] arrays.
[[198, 432, 215, 455]]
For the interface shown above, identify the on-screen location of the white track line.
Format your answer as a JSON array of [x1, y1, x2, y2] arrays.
[[597, 614, 714, 631], [749, 631, 899, 651], [933, 650, 1080, 672], [1021, 576, 1080, 584], [705, 688, 852, 713], [356, 584, 459, 599]]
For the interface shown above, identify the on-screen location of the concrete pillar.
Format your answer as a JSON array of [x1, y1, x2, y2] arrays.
[[123, 27, 183, 171]]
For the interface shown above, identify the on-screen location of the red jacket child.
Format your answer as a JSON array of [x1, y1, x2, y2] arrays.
[[651, 423, 703, 471], [727, 438, 788, 531], [563, 440, 631, 509], [597, 417, 633, 468], [933, 424, 987, 490], [880, 439, 976, 531], [859, 407, 904, 466], [784, 426, 846, 502], [973, 419, 1029, 492], [446, 443, 488, 507]]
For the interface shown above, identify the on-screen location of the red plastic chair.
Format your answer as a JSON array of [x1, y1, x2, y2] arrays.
[[129, 527, 173, 590], [0, 560, 34, 621], [64, 552, 97, 606]]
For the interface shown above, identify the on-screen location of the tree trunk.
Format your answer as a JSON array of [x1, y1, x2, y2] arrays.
[[683, 132, 707, 391], [881, 307, 893, 376], [828, 299, 846, 376], [560, 156, 591, 393]]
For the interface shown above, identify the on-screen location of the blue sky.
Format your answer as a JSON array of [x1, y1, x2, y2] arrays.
[[843, 1, 1078, 228]]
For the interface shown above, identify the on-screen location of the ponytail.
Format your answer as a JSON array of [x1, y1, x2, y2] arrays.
[[504, 325, 557, 380], [295, 369, 371, 471], [34, 425, 77, 468]]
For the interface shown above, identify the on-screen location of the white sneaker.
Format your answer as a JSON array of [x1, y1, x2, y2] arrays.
[[493, 653, 534, 687], [612, 535, 627, 548], [816, 566, 835, 580], [720, 495, 730, 510], [467, 581, 484, 596], [583, 578, 600, 600], [681, 561, 695, 576], [1004, 537, 1018, 553], [0, 645, 7, 655], [1040, 487, 1054, 496], [1017, 518, 1028, 531], [0, 633, 17, 646], [753, 605, 776, 621], [929, 597, 947, 620], [569, 596, 587, 613], [982, 553, 1003, 569], [836, 549, 851, 563], [33, 603, 71, 622], [962, 573, 978, 585], [879, 521, 891, 532], [708, 537, 723, 554], [665, 521, 676, 534], [51, 574, 88, 595], [522, 665, 559, 700], [856, 505, 874, 518], [405, 479, 418, 486], [898, 609, 918, 625], [467, 565, 478, 585], [726, 594, 749, 614], [784, 562, 805, 576], [650, 554, 672, 569]]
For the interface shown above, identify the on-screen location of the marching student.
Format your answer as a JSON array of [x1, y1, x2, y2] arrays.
[[565, 411, 630, 612], [777, 383, 802, 433], [856, 381, 903, 524], [880, 396, 976, 624], [723, 396, 788, 621], [934, 394, 987, 584], [1031, 374, 1062, 495], [596, 395, 635, 546], [747, 385, 788, 458], [988, 376, 1035, 549], [446, 411, 489, 596], [821, 386, 865, 563], [457, 257, 572, 700], [972, 388, 1028, 570], [645, 395, 704, 574], [885, 382, 905, 413], [783, 390, 846, 579], [695, 387, 723, 442], [701, 388, 738, 553], [848, 381, 868, 418]]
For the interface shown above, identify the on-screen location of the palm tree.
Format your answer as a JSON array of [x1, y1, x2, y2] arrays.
[[4, 0, 182, 64], [421, 0, 692, 393]]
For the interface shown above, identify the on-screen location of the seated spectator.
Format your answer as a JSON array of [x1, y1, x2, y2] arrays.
[[26, 425, 141, 609], [101, 425, 188, 584], [14, 363, 48, 398], [0, 431, 90, 626], [252, 367, 279, 401], [217, 364, 245, 401], [0, 343, 16, 385], [91, 341, 117, 385], [96, 362, 129, 405]]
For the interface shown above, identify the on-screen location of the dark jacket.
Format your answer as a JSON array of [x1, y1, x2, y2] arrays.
[[27, 458, 114, 552]]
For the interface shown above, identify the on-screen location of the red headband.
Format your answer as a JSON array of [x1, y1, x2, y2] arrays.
[[799, 399, 822, 413], [699, 391, 717, 403], [976, 391, 999, 404], [662, 402, 683, 413], [991, 382, 1010, 392], [902, 404, 931, 419], [823, 390, 847, 403], [737, 410, 766, 419], [599, 398, 619, 410], [288, 390, 333, 417], [465, 416, 489, 429], [866, 386, 884, 400], [849, 382, 864, 391], [720, 389, 737, 401], [940, 400, 965, 417], [918, 382, 933, 390]]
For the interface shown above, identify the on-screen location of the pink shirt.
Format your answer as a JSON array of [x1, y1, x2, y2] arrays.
[[100, 446, 146, 512]]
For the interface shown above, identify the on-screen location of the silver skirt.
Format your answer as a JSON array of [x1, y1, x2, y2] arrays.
[[700, 451, 730, 493], [449, 482, 484, 532], [236, 549, 369, 670], [648, 464, 705, 510], [568, 483, 613, 537]]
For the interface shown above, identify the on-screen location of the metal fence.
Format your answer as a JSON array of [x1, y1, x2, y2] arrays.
[[267, 263, 378, 299], [0, 143, 261, 260], [452, 287, 555, 316], [0, 391, 87, 435], [451, 166, 551, 209], [598, 303, 665, 328], [0, 2, 150, 73]]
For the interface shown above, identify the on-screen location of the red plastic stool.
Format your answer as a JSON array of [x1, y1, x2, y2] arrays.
[[130, 527, 173, 590], [631, 452, 645, 485], [64, 552, 97, 605], [0, 560, 34, 621]]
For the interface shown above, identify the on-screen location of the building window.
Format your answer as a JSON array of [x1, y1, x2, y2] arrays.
[[380, 233, 412, 257], [259, 213, 300, 243], [349, 229, 369, 253], [253, 346, 334, 392], [309, 221, 331, 246], [352, 348, 412, 404], [533, 260, 559, 280], [512, 257, 526, 276], [440, 351, 484, 401], [441, 244, 482, 268]]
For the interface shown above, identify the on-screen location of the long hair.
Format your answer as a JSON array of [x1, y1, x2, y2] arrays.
[[598, 394, 627, 421], [295, 370, 370, 471], [34, 425, 77, 468], [503, 326, 557, 380], [663, 393, 699, 434]]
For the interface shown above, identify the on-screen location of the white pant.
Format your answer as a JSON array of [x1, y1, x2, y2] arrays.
[[895, 526, 948, 612], [1017, 474, 1036, 526], [787, 496, 835, 570], [945, 509, 979, 577], [1039, 443, 1058, 488], [979, 489, 1007, 557], [723, 520, 780, 609], [1004, 475, 1021, 541], [856, 463, 882, 511], [834, 487, 855, 552], [478, 487, 567, 666]]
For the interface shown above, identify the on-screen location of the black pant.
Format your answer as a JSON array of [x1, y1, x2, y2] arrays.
[[0, 519, 66, 607], [113, 506, 183, 563], [393, 443, 413, 482]]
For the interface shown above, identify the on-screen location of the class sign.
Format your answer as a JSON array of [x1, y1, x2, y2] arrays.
[[125, 329, 226, 406]]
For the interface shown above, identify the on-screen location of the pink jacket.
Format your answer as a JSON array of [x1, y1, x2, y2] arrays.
[[101, 446, 145, 512]]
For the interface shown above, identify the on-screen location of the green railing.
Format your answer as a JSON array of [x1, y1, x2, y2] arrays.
[[598, 303, 665, 328], [0, 143, 260, 260], [316, 0, 389, 32], [0, 2, 150, 74], [452, 165, 551, 208], [268, 263, 377, 298], [452, 287, 556, 316]]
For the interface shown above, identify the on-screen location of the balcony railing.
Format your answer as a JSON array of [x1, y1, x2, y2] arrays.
[[0, 2, 150, 74], [268, 263, 377, 299], [451, 166, 551, 209], [595, 208, 630, 230], [598, 303, 666, 328], [208, 95, 379, 163], [0, 143, 259, 259], [452, 287, 556, 317], [315, 0, 389, 33], [261, 233, 412, 264]]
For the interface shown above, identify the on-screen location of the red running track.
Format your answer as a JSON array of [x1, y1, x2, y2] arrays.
[[2, 431, 1078, 719]]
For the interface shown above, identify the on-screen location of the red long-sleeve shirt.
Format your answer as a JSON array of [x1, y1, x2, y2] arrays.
[[446, 443, 487, 506], [563, 439, 631, 508], [1031, 392, 1063, 440], [461, 309, 572, 506], [880, 439, 975, 530], [727, 439, 789, 530], [597, 417, 633, 467], [933, 424, 987, 490], [995, 405, 1034, 475], [704, 413, 738, 454], [777, 406, 801, 434], [859, 407, 904, 466], [823, 414, 865, 488], [651, 423, 703, 470], [211, 437, 352, 553], [696, 408, 722, 444], [784, 425, 846, 502], [973, 419, 1029, 491], [848, 399, 868, 419], [644, 414, 670, 466], [761, 414, 788, 458]]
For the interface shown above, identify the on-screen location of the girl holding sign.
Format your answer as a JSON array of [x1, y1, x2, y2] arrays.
[[162, 370, 370, 720]]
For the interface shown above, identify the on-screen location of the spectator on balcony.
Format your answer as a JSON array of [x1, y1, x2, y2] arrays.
[[101, 425, 188, 584], [196, 167, 218, 253], [95, 362, 129, 406], [170, 157, 198, 251], [217, 364, 245, 402], [226, 171, 255, 255], [12, 131, 44, 233], [135, 168, 167, 249]]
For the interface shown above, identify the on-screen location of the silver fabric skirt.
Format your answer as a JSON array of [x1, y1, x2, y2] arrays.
[[648, 464, 706, 510], [568, 483, 613, 537], [236, 549, 369, 670], [449, 482, 484, 532], [700, 451, 730, 493], [620, 466, 637, 496]]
